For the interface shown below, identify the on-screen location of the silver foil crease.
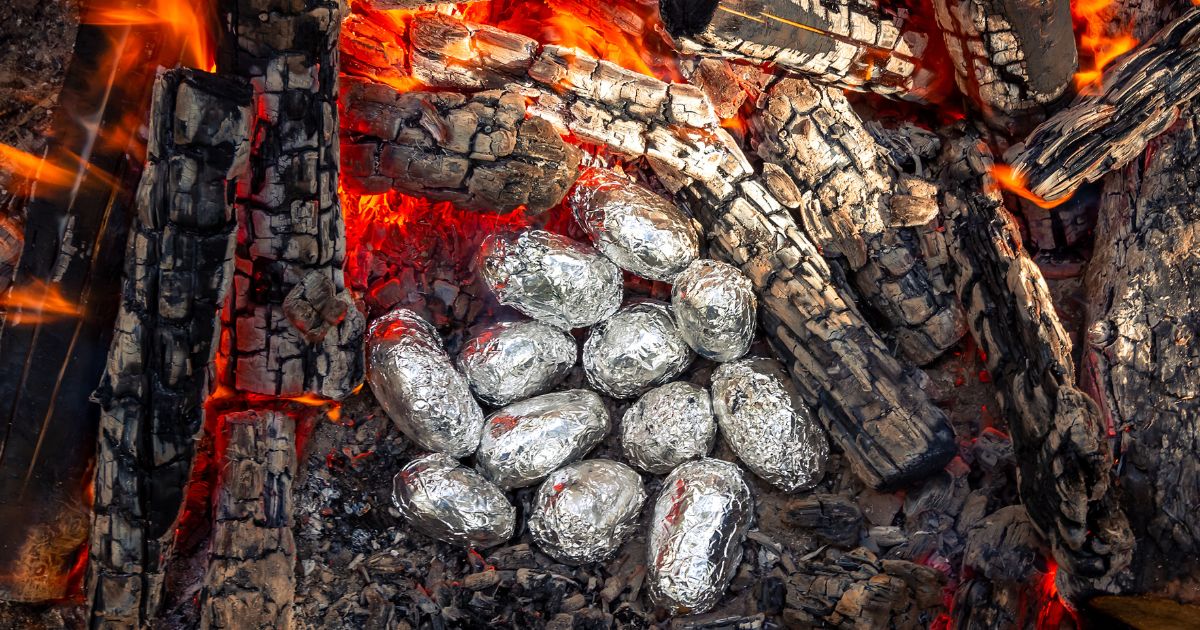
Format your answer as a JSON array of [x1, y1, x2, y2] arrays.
[[368, 308, 484, 458], [479, 229, 622, 329], [568, 167, 700, 282], [456, 320, 578, 407], [621, 381, 717, 474], [528, 459, 647, 564], [476, 389, 610, 489], [710, 358, 829, 492], [392, 453, 516, 548], [582, 301, 694, 399], [647, 458, 754, 614], [670, 259, 758, 362]]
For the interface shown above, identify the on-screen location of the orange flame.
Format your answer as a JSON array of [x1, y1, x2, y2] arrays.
[[0, 280, 82, 326], [83, 0, 216, 71], [0, 144, 78, 190], [988, 164, 1073, 209], [1072, 0, 1138, 93]]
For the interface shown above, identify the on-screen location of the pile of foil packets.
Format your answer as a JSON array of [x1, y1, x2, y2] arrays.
[[369, 167, 831, 614]]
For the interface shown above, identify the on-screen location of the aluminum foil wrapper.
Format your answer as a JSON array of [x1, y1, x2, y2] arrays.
[[583, 301, 694, 399], [711, 358, 829, 492], [456, 320, 578, 407], [621, 381, 717, 474], [568, 167, 700, 282], [648, 458, 754, 614], [528, 459, 647, 564], [368, 309, 484, 458], [476, 389, 610, 489], [393, 453, 516, 548], [671, 260, 757, 362], [479, 229, 622, 329]]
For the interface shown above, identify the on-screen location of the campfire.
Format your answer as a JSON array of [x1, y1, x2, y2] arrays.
[[1, 0, 1199, 627]]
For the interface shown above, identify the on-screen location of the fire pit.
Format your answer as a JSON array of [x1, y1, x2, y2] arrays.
[[1, 0, 1199, 628]]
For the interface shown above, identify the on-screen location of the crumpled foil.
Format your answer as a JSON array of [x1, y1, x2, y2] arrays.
[[456, 320, 578, 407], [528, 459, 646, 564], [368, 308, 484, 458], [476, 389, 610, 489], [710, 358, 829, 492], [621, 381, 717, 474], [582, 301, 694, 399], [568, 167, 700, 282], [393, 453, 516, 548], [648, 458, 754, 614], [670, 259, 757, 362], [479, 229, 623, 329]]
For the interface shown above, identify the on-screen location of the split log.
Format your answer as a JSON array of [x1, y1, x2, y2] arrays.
[[932, 0, 1077, 133], [1004, 8, 1200, 203], [936, 126, 1133, 597], [340, 79, 582, 214], [217, 0, 365, 400], [656, 0, 937, 101], [750, 77, 965, 364], [199, 410, 297, 630]]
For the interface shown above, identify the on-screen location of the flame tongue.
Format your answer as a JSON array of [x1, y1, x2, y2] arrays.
[[1072, 0, 1138, 93]]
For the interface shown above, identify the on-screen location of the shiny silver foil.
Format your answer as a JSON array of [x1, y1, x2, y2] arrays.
[[568, 167, 700, 282], [392, 453, 516, 548], [479, 229, 623, 329], [710, 358, 829, 492], [528, 459, 646, 564], [367, 309, 484, 458], [621, 381, 717, 474], [456, 320, 578, 407], [647, 458, 754, 614], [670, 260, 757, 362], [582, 301, 694, 399], [476, 389, 610, 489]]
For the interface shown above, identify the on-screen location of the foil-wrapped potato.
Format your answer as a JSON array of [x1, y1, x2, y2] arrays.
[[367, 308, 484, 457], [393, 453, 516, 548], [456, 320, 578, 407], [568, 167, 700, 282], [711, 358, 829, 492], [479, 229, 622, 329], [528, 459, 646, 564], [648, 458, 754, 614], [476, 390, 610, 489], [670, 259, 757, 362], [582, 301, 694, 398], [621, 381, 717, 474]]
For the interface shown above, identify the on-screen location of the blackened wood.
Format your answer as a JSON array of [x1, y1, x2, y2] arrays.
[[199, 410, 297, 630], [953, 506, 1052, 629], [217, 0, 365, 400], [86, 68, 252, 628], [784, 547, 946, 627]]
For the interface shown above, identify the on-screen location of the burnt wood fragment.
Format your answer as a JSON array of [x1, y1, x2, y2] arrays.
[[953, 506, 1053, 629], [783, 547, 946, 627]]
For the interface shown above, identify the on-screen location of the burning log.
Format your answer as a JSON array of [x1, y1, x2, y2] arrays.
[[217, 0, 365, 399], [340, 79, 582, 214], [932, 0, 1077, 132], [1004, 8, 1200, 203], [656, 0, 936, 100], [751, 77, 966, 364], [198, 410, 298, 630], [937, 126, 1134, 594], [88, 68, 252, 628]]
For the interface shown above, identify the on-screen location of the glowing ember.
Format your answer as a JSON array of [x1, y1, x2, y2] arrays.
[[0, 143, 78, 191], [1072, 0, 1138, 93], [82, 0, 216, 71], [988, 164, 1073, 209], [0, 280, 82, 326]]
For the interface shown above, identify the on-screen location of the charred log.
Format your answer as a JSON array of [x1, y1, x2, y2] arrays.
[[953, 506, 1053, 628]]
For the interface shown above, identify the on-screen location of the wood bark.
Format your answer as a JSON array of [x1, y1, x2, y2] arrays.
[[1004, 8, 1200, 203], [217, 0, 365, 400], [87, 67, 252, 630], [936, 126, 1133, 599], [199, 410, 297, 630]]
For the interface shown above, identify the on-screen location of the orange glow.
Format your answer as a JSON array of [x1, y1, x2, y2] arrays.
[[0, 280, 81, 326], [988, 164, 1073, 209], [0, 143, 77, 190], [83, 0, 216, 71], [1072, 0, 1138, 93]]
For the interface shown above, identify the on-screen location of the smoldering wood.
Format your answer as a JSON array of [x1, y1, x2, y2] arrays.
[[932, 0, 1077, 133], [751, 77, 965, 365], [680, 58, 767, 120], [783, 547, 946, 627], [199, 410, 297, 630], [341, 79, 583, 214], [936, 126, 1133, 599], [86, 67, 252, 630], [217, 0, 365, 400], [1004, 8, 1200, 203]]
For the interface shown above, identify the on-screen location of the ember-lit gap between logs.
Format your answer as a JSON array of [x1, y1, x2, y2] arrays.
[[1, 0, 1198, 628]]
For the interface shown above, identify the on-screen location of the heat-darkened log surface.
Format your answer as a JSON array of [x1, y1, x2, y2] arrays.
[[953, 505, 1052, 628], [87, 67, 252, 630], [218, 0, 365, 400], [783, 546, 946, 627]]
